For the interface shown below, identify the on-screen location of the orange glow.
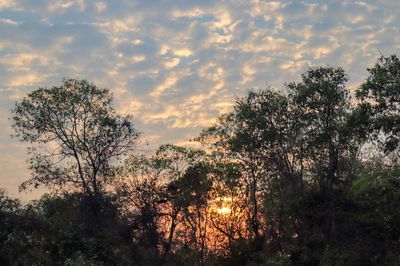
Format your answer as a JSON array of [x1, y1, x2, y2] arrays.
[[210, 196, 233, 215], [205, 195, 251, 255], [217, 206, 231, 215]]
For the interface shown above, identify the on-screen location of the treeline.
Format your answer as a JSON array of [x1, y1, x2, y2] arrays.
[[1, 55, 400, 265]]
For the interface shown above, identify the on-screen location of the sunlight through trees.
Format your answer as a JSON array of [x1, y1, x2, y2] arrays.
[[2, 55, 400, 265]]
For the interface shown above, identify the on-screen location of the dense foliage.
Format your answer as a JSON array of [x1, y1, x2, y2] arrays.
[[2, 55, 400, 265]]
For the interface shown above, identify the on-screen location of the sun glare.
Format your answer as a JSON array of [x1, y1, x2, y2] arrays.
[[210, 196, 233, 216], [217, 206, 231, 215]]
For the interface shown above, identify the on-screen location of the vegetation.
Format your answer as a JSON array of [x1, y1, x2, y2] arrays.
[[1, 55, 400, 265]]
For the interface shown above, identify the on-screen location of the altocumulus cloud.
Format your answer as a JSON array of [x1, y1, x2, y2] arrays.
[[0, 0, 399, 199]]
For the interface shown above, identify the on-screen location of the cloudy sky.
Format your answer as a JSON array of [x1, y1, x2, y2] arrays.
[[0, 0, 399, 199]]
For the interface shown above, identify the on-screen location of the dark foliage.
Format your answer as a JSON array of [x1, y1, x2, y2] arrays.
[[2, 56, 400, 265]]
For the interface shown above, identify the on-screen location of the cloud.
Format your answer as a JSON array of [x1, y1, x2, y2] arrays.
[[1, 0, 400, 198], [164, 57, 180, 69], [48, 0, 86, 12], [172, 48, 193, 57], [0, 0, 17, 9], [0, 53, 49, 67], [95, 1, 106, 12], [6, 72, 48, 87], [0, 17, 20, 25]]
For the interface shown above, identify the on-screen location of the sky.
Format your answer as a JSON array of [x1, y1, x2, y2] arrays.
[[0, 0, 399, 200]]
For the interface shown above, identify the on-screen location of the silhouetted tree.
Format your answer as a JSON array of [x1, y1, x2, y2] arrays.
[[12, 79, 140, 199], [4, 56, 400, 266], [357, 54, 400, 155]]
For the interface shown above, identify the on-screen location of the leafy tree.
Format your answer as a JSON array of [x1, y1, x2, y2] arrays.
[[1, 192, 135, 266], [116, 154, 166, 265], [356, 54, 400, 154], [197, 66, 366, 264], [287, 67, 360, 243], [349, 163, 400, 264], [12, 79, 140, 198], [0, 189, 20, 213], [198, 90, 297, 252], [167, 163, 212, 262], [117, 144, 212, 265]]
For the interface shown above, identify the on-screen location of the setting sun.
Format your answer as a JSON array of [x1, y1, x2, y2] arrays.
[[217, 206, 231, 215], [210, 196, 234, 216]]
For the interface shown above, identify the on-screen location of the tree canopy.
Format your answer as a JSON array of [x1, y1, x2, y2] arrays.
[[12, 79, 140, 198], [2, 55, 400, 265]]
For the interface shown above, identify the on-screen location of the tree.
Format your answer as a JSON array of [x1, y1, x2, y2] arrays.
[[1, 191, 135, 266], [116, 154, 166, 265], [348, 162, 400, 264], [356, 54, 400, 155], [198, 89, 302, 255], [287, 67, 361, 244], [116, 144, 213, 265], [197, 67, 364, 262], [12, 79, 140, 198]]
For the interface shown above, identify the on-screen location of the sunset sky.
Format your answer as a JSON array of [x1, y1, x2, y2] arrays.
[[0, 0, 399, 199]]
